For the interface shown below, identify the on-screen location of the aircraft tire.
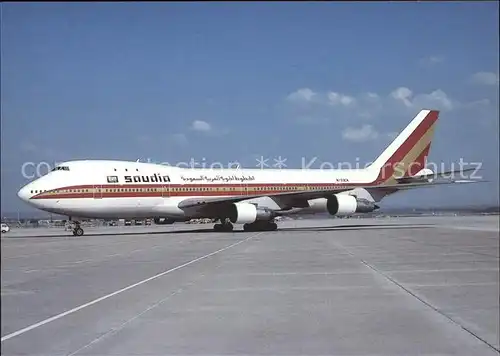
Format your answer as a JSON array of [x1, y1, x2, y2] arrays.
[[214, 223, 233, 232], [244, 221, 277, 232], [74, 227, 84, 236]]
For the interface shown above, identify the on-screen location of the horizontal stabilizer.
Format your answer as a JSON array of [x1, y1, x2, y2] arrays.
[[395, 167, 480, 183]]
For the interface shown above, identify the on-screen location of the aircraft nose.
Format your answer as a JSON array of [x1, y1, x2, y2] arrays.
[[17, 185, 31, 202]]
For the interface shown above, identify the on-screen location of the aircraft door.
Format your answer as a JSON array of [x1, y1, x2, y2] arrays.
[[162, 183, 170, 198], [93, 185, 103, 199], [241, 182, 249, 197]]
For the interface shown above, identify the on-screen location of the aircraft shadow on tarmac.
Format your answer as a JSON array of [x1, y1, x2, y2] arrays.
[[3, 223, 433, 239]]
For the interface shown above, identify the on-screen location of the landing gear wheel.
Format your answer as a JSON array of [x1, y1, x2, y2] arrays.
[[244, 221, 277, 232], [213, 222, 233, 232], [73, 227, 84, 236]]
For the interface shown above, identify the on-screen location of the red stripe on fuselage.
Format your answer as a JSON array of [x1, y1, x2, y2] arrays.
[[32, 183, 356, 200]]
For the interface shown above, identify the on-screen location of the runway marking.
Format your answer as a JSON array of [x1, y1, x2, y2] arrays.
[[386, 268, 499, 274], [66, 266, 223, 356], [332, 242, 500, 353], [403, 282, 498, 288], [0, 232, 261, 343], [202, 268, 500, 277]]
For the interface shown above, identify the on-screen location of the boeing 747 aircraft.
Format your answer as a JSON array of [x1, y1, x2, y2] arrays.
[[17, 109, 478, 235]]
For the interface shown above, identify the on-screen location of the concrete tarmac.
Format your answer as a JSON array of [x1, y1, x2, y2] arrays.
[[1, 215, 499, 355]]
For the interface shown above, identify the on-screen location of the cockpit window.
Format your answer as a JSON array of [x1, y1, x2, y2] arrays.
[[51, 166, 70, 171]]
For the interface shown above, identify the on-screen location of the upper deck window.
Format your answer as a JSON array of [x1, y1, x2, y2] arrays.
[[51, 166, 70, 171]]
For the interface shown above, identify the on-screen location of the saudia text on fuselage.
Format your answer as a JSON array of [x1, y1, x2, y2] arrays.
[[124, 173, 171, 183]]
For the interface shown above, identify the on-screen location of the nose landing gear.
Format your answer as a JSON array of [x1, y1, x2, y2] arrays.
[[73, 225, 84, 236], [68, 219, 84, 236]]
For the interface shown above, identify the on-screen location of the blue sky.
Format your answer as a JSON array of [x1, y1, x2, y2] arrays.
[[2, 2, 499, 213]]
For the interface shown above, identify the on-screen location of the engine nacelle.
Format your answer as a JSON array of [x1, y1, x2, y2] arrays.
[[308, 195, 379, 216], [228, 203, 275, 224]]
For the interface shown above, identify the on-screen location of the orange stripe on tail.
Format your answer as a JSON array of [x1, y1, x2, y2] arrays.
[[369, 109, 439, 184]]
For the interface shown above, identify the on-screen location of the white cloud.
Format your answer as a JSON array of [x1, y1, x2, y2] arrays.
[[419, 55, 445, 66], [286, 88, 317, 102], [342, 124, 379, 142], [390, 87, 413, 107], [191, 120, 212, 132], [385, 87, 455, 111], [287, 86, 458, 112], [470, 71, 499, 86], [327, 92, 356, 106], [285, 85, 492, 131], [412, 89, 454, 111], [366, 92, 379, 100]]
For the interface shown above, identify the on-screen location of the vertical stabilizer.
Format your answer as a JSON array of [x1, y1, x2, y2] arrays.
[[369, 109, 439, 184]]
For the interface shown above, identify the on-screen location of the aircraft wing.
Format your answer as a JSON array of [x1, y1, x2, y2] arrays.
[[177, 178, 483, 212]]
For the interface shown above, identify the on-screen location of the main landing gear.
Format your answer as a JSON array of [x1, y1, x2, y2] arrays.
[[212, 219, 278, 232], [243, 221, 277, 232], [213, 218, 234, 232]]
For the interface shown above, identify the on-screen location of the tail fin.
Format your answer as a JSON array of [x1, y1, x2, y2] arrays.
[[369, 109, 439, 184]]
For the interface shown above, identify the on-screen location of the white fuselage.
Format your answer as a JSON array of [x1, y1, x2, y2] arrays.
[[17, 110, 443, 221], [18, 160, 381, 220]]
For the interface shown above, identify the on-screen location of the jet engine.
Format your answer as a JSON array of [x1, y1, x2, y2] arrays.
[[308, 195, 379, 216], [228, 202, 275, 224]]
